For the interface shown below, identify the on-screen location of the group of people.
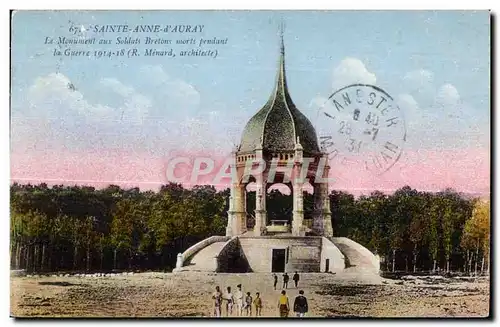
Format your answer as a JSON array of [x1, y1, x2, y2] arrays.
[[273, 271, 300, 290], [211, 271, 308, 318], [211, 284, 262, 317], [273, 272, 308, 317]]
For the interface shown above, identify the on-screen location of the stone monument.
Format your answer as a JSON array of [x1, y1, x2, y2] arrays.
[[174, 30, 380, 274]]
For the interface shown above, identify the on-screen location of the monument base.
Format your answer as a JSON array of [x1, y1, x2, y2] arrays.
[[174, 232, 380, 274]]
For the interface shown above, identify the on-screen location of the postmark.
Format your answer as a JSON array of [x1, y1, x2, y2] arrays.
[[318, 84, 406, 175]]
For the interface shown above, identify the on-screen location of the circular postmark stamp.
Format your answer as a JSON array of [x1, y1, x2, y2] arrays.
[[317, 84, 406, 175]]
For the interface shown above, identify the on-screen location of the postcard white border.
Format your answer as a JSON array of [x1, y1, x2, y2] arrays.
[[1, 1, 496, 327]]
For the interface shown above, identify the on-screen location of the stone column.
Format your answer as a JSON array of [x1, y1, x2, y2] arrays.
[[292, 163, 304, 236], [254, 182, 266, 236], [292, 138, 305, 236], [214, 255, 219, 272], [175, 253, 183, 269], [312, 161, 333, 237], [227, 182, 247, 236], [292, 182, 304, 236], [226, 194, 234, 236]]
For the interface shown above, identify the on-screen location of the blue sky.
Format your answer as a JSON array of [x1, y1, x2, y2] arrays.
[[10, 10, 491, 194]]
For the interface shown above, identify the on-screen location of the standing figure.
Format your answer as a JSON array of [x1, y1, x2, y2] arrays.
[[277, 290, 290, 317], [293, 290, 309, 317], [273, 273, 278, 290], [225, 286, 234, 316], [254, 292, 262, 316], [245, 292, 253, 316], [292, 272, 300, 288], [235, 284, 244, 316], [282, 272, 289, 289], [212, 286, 222, 317]]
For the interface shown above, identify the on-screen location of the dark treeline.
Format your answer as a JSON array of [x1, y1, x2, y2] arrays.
[[329, 187, 489, 274], [10, 183, 489, 275]]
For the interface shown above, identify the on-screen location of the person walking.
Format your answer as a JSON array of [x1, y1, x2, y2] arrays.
[[292, 272, 300, 288], [277, 290, 290, 317], [235, 284, 244, 316], [282, 272, 289, 289], [225, 286, 234, 316], [293, 290, 309, 317], [254, 292, 262, 316], [273, 273, 278, 290], [212, 286, 223, 317], [244, 292, 253, 316]]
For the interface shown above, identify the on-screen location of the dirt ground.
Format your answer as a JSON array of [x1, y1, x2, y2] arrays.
[[10, 269, 490, 318]]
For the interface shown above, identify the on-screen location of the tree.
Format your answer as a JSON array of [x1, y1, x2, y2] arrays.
[[389, 187, 417, 272], [110, 199, 137, 270], [9, 182, 479, 274], [427, 199, 440, 272], [461, 199, 490, 274], [408, 192, 429, 272], [82, 216, 97, 272], [10, 209, 27, 270], [329, 190, 356, 238]]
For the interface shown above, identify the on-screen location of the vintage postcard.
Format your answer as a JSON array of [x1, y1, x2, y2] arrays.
[[10, 10, 490, 318]]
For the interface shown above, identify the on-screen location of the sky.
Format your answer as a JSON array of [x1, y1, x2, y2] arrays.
[[10, 10, 490, 196]]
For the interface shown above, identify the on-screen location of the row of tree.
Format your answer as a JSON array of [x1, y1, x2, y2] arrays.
[[329, 187, 489, 274], [10, 183, 490, 274], [10, 183, 227, 273]]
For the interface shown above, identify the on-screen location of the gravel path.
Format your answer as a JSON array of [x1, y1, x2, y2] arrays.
[[10, 270, 490, 318]]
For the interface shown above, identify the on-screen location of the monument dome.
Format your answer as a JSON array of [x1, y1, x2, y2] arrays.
[[238, 38, 320, 155]]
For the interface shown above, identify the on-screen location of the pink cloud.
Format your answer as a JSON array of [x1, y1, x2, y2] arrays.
[[10, 147, 490, 196], [329, 148, 490, 196]]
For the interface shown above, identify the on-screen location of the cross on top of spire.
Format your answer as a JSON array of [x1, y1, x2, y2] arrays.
[[279, 20, 286, 55]]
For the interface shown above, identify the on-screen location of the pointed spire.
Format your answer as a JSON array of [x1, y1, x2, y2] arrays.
[[272, 20, 289, 101], [238, 22, 321, 155], [278, 20, 286, 77], [279, 20, 285, 56]]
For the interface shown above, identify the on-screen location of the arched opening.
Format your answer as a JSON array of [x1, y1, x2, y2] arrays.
[[267, 183, 291, 195], [266, 183, 292, 229], [303, 182, 314, 194]]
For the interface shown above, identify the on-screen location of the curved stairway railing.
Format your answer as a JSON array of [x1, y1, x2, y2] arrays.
[[175, 235, 231, 270], [329, 237, 380, 272]]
